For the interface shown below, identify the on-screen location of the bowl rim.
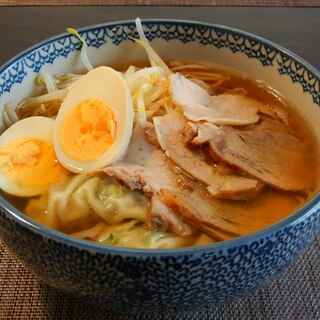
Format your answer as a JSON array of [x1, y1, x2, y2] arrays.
[[0, 18, 319, 256]]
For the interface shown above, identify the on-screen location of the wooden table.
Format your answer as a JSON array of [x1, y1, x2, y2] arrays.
[[0, 6, 319, 320]]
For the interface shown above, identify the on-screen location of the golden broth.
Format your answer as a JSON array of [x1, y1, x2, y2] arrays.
[[1, 60, 319, 248]]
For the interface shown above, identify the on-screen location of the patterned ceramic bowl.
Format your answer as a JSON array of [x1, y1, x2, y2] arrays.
[[0, 19, 319, 314]]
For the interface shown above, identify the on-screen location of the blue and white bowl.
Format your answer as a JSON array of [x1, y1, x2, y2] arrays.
[[0, 19, 319, 314]]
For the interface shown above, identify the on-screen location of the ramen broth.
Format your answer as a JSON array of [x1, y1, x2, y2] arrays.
[[1, 60, 318, 249]]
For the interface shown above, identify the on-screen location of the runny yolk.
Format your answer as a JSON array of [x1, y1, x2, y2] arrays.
[[60, 98, 117, 162], [0, 137, 66, 187]]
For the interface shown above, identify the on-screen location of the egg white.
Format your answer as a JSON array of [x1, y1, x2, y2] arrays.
[[0, 116, 56, 197], [54, 66, 134, 173]]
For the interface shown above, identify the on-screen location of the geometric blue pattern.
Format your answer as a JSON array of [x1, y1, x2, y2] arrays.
[[0, 21, 319, 106], [0, 196, 319, 313]]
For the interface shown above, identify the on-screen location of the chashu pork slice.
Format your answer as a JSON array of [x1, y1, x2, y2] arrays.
[[101, 121, 251, 239], [159, 188, 255, 241], [147, 195, 193, 238], [154, 111, 219, 188], [193, 123, 313, 191], [207, 175, 263, 200], [102, 121, 193, 237], [169, 73, 260, 125], [153, 111, 262, 200], [103, 121, 177, 194]]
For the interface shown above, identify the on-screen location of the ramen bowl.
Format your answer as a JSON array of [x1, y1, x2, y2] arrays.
[[0, 19, 319, 314]]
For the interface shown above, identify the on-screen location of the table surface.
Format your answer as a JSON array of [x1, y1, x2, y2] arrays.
[[1, 0, 320, 6], [0, 6, 319, 320]]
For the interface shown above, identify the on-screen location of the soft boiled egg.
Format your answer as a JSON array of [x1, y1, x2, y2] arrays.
[[0, 117, 67, 197], [54, 66, 134, 173]]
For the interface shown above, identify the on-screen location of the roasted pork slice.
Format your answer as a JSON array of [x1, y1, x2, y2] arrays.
[[169, 73, 260, 125], [154, 111, 263, 200], [207, 175, 263, 200], [188, 118, 290, 146], [170, 72, 212, 108], [147, 195, 193, 237], [105, 159, 191, 237], [154, 111, 219, 188], [102, 121, 194, 236], [252, 117, 290, 133], [102, 121, 252, 239], [103, 122, 179, 195], [159, 188, 253, 241], [188, 121, 218, 145], [203, 125, 313, 191], [257, 102, 289, 125]]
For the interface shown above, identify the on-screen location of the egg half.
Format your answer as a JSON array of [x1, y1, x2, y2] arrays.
[[54, 66, 134, 173], [0, 116, 66, 197]]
